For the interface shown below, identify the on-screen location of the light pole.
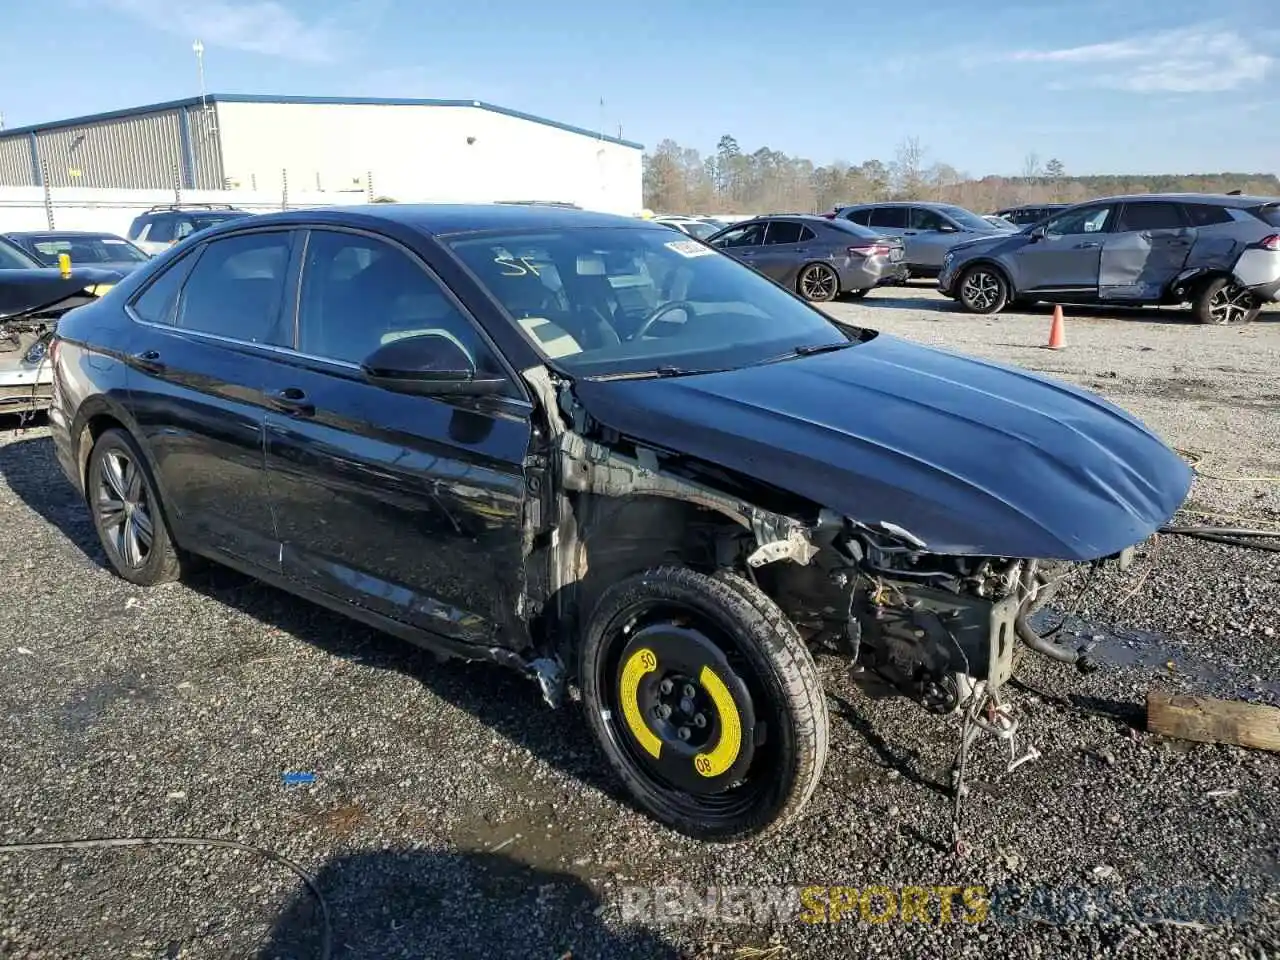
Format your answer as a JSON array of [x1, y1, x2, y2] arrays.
[[193, 39, 207, 110]]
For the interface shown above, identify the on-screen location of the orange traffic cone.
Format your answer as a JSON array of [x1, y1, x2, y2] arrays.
[[1046, 304, 1066, 349]]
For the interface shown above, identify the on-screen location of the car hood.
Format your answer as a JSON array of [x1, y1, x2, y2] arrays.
[[948, 233, 1021, 256], [572, 334, 1192, 561], [0, 267, 122, 319]]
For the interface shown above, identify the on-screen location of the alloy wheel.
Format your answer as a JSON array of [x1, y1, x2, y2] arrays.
[[960, 269, 1002, 311], [1207, 282, 1254, 324], [799, 264, 838, 301], [95, 449, 154, 569]]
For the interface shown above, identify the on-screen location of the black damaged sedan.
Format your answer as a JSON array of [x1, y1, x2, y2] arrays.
[[47, 204, 1192, 840]]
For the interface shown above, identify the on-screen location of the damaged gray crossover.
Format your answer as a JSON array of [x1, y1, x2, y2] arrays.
[[49, 205, 1193, 843]]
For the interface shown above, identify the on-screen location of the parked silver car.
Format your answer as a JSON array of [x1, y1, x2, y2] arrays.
[[706, 215, 908, 302], [830, 202, 1007, 277], [938, 193, 1280, 324]]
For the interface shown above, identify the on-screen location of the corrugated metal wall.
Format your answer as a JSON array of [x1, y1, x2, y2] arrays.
[[0, 135, 34, 186], [34, 109, 186, 189]]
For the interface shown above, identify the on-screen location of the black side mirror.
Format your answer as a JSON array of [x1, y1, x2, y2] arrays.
[[361, 332, 505, 397]]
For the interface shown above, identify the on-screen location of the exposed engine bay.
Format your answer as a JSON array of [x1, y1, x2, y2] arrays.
[[0, 315, 58, 415]]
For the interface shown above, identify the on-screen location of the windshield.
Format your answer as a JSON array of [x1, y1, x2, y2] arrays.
[[939, 205, 998, 231], [683, 221, 720, 240], [448, 226, 849, 377], [23, 235, 149, 265], [825, 219, 882, 240], [0, 236, 41, 269]]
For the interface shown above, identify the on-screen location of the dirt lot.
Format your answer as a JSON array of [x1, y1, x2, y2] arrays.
[[0, 287, 1278, 959]]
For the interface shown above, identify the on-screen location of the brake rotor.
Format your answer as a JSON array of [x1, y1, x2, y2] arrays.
[[615, 622, 757, 795]]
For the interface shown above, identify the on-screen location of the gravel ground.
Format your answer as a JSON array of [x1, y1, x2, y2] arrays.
[[0, 288, 1277, 959]]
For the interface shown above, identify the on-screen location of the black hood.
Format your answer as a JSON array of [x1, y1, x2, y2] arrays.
[[0, 267, 121, 319], [572, 334, 1192, 561]]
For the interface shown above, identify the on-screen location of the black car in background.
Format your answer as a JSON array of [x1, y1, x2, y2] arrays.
[[47, 204, 1190, 840], [7, 230, 151, 276], [993, 204, 1069, 227]]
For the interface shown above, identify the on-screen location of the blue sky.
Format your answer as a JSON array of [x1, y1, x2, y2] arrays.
[[2, 0, 1277, 176]]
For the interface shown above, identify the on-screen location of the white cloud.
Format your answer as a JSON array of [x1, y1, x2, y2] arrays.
[[1004, 25, 1273, 93], [92, 0, 385, 62]]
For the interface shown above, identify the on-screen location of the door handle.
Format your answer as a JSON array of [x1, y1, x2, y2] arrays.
[[132, 349, 164, 372], [904, 231, 918, 236], [1074, 241, 1101, 249], [268, 386, 315, 417]]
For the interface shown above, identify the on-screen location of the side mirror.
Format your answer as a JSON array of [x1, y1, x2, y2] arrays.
[[361, 332, 506, 397], [937, 222, 958, 233], [1028, 225, 1047, 241]]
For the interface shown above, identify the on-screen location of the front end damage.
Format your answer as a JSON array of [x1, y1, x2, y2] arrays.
[[519, 364, 1135, 722]]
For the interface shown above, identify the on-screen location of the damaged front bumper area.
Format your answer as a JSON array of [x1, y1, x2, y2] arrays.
[[0, 318, 56, 414], [763, 511, 1134, 714]]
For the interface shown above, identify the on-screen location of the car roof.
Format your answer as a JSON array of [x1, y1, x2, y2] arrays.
[[838, 201, 965, 210], [190, 202, 657, 237], [7, 230, 125, 238], [1079, 192, 1278, 207]]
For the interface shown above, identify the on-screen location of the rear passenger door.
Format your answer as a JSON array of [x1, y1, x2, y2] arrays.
[[125, 229, 298, 568], [1099, 200, 1195, 300], [755, 220, 814, 282], [260, 227, 532, 646]]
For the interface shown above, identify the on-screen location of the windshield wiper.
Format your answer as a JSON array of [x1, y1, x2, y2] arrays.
[[792, 341, 854, 356], [592, 365, 696, 382]]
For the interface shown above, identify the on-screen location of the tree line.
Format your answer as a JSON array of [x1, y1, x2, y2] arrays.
[[642, 135, 1280, 216]]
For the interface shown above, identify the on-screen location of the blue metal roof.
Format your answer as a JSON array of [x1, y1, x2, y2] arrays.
[[0, 94, 645, 151]]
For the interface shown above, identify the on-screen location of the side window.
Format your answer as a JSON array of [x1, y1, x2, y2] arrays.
[[1182, 203, 1233, 227], [765, 221, 804, 245], [908, 208, 940, 231], [843, 209, 873, 226], [715, 222, 767, 248], [130, 251, 198, 325], [797, 225, 816, 242], [174, 219, 197, 242], [147, 218, 175, 243], [296, 230, 505, 381], [1115, 202, 1185, 232], [1045, 206, 1114, 236], [175, 231, 293, 344], [870, 207, 908, 229], [128, 218, 148, 241]]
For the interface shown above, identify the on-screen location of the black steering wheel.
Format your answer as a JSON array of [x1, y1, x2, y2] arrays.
[[629, 301, 697, 341]]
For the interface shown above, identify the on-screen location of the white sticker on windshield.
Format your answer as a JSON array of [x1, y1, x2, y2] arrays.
[[665, 239, 714, 258]]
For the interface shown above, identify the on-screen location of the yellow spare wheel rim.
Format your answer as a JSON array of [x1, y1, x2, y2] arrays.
[[614, 623, 757, 795]]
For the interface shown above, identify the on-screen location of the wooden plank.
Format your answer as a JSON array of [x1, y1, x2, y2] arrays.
[[1147, 689, 1280, 753]]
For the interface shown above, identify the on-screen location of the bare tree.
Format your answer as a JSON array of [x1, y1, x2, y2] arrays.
[[891, 137, 926, 200]]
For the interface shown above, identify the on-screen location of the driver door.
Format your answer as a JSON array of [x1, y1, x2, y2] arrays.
[[709, 221, 768, 273], [260, 226, 532, 646], [905, 207, 959, 270], [1010, 204, 1115, 293]]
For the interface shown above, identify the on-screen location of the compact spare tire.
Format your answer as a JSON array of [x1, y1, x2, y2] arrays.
[[579, 566, 829, 842]]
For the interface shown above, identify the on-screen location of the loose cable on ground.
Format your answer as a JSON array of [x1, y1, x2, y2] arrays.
[[0, 835, 332, 960], [1176, 447, 1280, 484]]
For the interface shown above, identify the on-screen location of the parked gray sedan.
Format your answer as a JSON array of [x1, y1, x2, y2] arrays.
[[938, 193, 1280, 323], [706, 215, 908, 302], [830, 202, 1007, 277]]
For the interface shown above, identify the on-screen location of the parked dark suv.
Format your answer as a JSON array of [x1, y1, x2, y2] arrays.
[[47, 204, 1189, 840], [127, 204, 252, 256]]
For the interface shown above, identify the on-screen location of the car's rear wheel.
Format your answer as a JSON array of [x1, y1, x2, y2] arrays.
[[87, 428, 185, 586], [797, 263, 839, 302], [579, 566, 828, 842], [957, 265, 1010, 314], [1194, 277, 1260, 325]]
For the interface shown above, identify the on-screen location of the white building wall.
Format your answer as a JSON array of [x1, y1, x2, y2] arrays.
[[214, 101, 643, 215]]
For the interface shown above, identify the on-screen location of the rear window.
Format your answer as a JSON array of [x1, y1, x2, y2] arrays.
[[1182, 204, 1234, 227], [825, 219, 881, 240], [1251, 204, 1280, 228]]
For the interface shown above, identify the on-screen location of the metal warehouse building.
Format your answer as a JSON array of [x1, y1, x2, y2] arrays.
[[0, 94, 644, 213]]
